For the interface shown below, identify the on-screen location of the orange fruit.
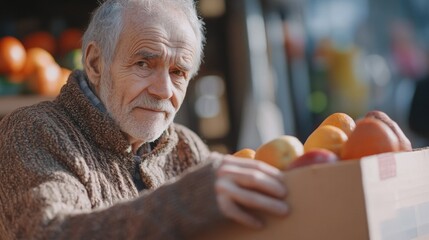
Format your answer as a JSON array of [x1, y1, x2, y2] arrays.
[[255, 135, 304, 170], [304, 125, 348, 156], [23, 31, 57, 56], [0, 36, 26, 75], [29, 62, 62, 96], [58, 28, 83, 56], [57, 67, 71, 93], [319, 112, 356, 137], [20, 48, 55, 78], [340, 117, 400, 160], [233, 148, 256, 159], [365, 110, 412, 151], [7, 71, 27, 84]]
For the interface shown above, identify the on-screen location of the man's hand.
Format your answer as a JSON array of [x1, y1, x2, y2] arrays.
[[215, 155, 289, 229]]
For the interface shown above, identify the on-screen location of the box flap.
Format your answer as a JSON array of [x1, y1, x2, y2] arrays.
[[361, 149, 429, 239]]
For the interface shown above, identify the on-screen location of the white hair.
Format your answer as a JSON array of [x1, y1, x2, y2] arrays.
[[81, 0, 205, 77]]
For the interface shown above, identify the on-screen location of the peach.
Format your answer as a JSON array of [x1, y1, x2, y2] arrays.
[[255, 135, 304, 170]]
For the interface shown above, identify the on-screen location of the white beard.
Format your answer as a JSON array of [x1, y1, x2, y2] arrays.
[[98, 75, 176, 143]]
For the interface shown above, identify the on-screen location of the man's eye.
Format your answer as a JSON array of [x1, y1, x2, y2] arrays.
[[137, 61, 148, 67], [171, 69, 185, 77]]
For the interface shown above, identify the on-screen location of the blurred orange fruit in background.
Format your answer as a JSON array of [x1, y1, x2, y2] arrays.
[[22, 31, 57, 56], [57, 67, 71, 92], [0, 36, 26, 76], [58, 28, 83, 56], [10, 47, 56, 84], [20, 48, 55, 77], [29, 62, 62, 96]]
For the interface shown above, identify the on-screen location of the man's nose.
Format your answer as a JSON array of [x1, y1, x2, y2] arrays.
[[147, 70, 174, 99]]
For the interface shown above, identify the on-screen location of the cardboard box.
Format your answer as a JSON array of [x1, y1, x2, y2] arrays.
[[199, 148, 429, 240]]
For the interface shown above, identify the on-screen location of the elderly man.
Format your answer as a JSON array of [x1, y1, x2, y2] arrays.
[[0, 0, 288, 239]]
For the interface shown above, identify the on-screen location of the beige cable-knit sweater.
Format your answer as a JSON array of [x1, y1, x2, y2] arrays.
[[0, 71, 226, 239]]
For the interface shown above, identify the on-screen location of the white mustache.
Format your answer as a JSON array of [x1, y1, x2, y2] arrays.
[[132, 95, 175, 112]]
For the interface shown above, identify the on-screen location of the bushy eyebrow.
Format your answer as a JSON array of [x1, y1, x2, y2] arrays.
[[133, 49, 193, 73], [134, 50, 160, 59]]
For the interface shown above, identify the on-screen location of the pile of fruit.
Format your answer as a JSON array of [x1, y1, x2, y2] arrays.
[[0, 29, 83, 96], [233, 111, 412, 171]]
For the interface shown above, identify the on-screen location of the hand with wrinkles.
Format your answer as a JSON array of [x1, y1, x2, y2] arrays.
[[215, 155, 289, 228]]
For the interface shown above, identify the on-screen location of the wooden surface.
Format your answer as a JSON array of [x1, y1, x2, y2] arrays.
[[0, 96, 54, 117]]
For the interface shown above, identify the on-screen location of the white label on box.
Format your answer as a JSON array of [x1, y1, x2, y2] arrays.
[[361, 149, 429, 240]]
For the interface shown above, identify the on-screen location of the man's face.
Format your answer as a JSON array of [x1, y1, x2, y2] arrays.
[[99, 7, 198, 144]]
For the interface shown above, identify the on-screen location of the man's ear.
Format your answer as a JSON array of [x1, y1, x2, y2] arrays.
[[84, 42, 103, 88]]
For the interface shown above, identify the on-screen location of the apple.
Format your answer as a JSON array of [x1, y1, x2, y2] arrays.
[[365, 110, 412, 151], [254, 135, 304, 170], [287, 148, 338, 170]]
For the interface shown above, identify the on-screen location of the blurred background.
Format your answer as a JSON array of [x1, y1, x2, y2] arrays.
[[1, 0, 429, 153]]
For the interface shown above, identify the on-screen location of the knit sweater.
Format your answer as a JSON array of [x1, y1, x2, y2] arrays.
[[0, 70, 226, 239]]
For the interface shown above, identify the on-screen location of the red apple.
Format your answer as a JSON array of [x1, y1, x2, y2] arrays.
[[287, 148, 338, 170]]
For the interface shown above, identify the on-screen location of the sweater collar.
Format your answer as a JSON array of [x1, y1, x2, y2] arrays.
[[77, 73, 107, 113], [54, 70, 178, 157]]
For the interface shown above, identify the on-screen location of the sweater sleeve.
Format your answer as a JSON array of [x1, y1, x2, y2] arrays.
[[51, 162, 224, 239], [0, 112, 226, 239]]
